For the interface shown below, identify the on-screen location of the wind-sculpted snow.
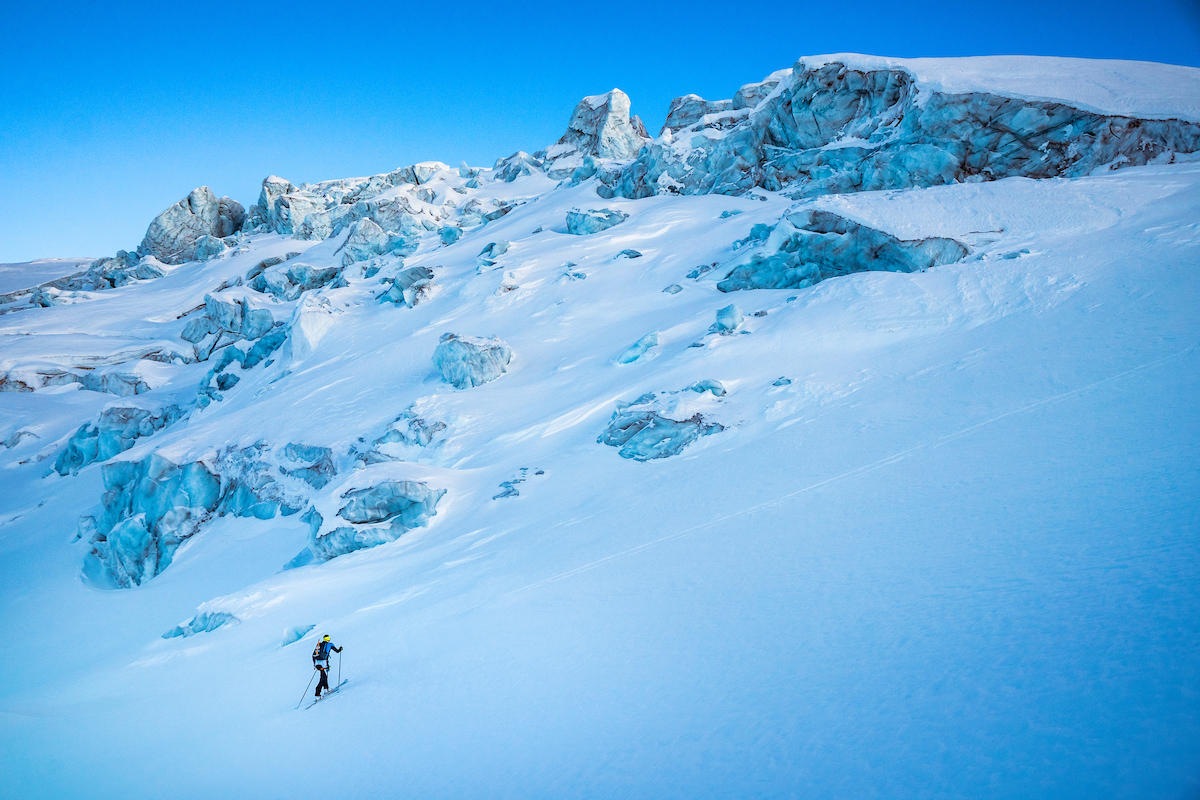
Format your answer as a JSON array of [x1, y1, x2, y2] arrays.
[[139, 186, 245, 265], [717, 209, 968, 292], [433, 334, 513, 389], [598, 386, 726, 461], [596, 62, 1200, 200]]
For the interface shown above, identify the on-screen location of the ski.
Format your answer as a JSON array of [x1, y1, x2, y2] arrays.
[[303, 679, 348, 709]]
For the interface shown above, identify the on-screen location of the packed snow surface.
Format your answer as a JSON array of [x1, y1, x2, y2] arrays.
[[0, 258, 95, 293], [1, 54, 1199, 798]]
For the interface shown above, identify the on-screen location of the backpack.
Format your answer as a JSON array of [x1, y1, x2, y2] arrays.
[[312, 641, 329, 663]]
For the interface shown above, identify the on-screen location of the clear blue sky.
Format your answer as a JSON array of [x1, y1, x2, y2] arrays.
[[2, 0, 1198, 261]]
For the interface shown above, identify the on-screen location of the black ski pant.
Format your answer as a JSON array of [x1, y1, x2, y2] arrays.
[[315, 665, 330, 696]]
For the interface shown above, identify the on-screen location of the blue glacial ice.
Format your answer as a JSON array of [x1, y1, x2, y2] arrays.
[[337, 480, 444, 525], [55, 404, 188, 475], [595, 61, 1200, 200], [182, 293, 278, 362], [137, 186, 245, 265], [379, 266, 435, 307], [688, 379, 728, 397], [661, 94, 733, 133], [339, 218, 396, 266], [598, 387, 726, 461], [615, 332, 660, 364], [279, 443, 337, 489], [162, 611, 239, 639], [297, 480, 446, 563], [249, 263, 342, 301], [712, 304, 744, 333], [351, 406, 448, 466], [434, 333, 513, 389], [566, 208, 629, 235], [0, 251, 166, 313], [717, 210, 968, 292], [81, 444, 309, 586], [281, 624, 316, 647], [82, 454, 223, 587], [541, 89, 650, 178]]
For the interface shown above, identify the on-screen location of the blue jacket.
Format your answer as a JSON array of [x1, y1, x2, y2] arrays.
[[312, 640, 342, 667]]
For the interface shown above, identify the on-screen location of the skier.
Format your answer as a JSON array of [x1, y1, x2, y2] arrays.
[[311, 634, 343, 698]]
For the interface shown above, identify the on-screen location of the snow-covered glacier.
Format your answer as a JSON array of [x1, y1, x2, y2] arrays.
[[1, 54, 1199, 799]]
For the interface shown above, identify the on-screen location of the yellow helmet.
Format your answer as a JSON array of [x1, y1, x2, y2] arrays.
[[323, 634, 330, 641]]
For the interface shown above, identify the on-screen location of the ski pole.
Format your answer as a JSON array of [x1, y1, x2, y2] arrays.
[[337, 651, 342, 687], [295, 669, 317, 709]]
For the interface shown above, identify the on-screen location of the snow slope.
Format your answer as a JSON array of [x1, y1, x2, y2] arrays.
[[1, 56, 1199, 798], [0, 258, 95, 293]]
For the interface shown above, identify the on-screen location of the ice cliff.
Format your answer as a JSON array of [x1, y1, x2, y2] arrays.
[[594, 58, 1200, 199]]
